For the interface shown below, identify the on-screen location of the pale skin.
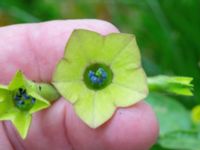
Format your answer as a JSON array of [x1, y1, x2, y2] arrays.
[[0, 19, 159, 150]]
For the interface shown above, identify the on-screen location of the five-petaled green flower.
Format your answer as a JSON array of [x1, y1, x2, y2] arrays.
[[53, 29, 148, 128], [0, 71, 50, 139]]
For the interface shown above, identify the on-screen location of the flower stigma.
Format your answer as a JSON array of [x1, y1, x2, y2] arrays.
[[13, 88, 36, 111]]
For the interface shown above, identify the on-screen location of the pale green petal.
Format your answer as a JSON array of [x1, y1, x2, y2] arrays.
[[53, 59, 84, 82], [92, 90, 115, 128], [64, 29, 103, 63], [28, 92, 50, 114], [74, 90, 95, 127], [8, 71, 25, 90], [12, 112, 32, 139], [111, 36, 141, 71], [53, 81, 86, 103], [113, 68, 148, 94], [98, 33, 135, 65], [74, 88, 115, 128], [107, 83, 146, 107]]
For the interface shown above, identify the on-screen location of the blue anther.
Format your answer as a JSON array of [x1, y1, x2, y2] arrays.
[[23, 94, 30, 100], [96, 78, 102, 84], [101, 71, 107, 79], [17, 100, 25, 105], [14, 96, 20, 101], [91, 76, 98, 84], [88, 67, 108, 85], [14, 88, 37, 111], [88, 71, 95, 78], [98, 78, 104, 85], [31, 98, 36, 104]]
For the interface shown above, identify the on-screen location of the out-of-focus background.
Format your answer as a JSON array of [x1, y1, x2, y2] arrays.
[[0, 0, 200, 149]]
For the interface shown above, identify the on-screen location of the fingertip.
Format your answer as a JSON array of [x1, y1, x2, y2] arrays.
[[76, 19, 120, 34], [104, 101, 159, 150]]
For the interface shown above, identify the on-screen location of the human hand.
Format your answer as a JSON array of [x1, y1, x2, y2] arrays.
[[0, 19, 158, 150]]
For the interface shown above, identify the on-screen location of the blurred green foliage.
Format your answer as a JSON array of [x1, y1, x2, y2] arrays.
[[0, 0, 200, 149]]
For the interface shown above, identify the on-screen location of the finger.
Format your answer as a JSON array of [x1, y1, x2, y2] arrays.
[[5, 99, 158, 150], [0, 124, 14, 149], [0, 19, 158, 150], [0, 19, 119, 83]]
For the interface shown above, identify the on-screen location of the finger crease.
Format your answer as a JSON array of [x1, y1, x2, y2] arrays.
[[3, 122, 26, 150], [63, 104, 75, 150], [2, 122, 15, 150], [26, 26, 42, 82]]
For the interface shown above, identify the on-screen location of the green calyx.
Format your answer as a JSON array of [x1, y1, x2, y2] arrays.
[[28, 82, 61, 103], [83, 63, 113, 90]]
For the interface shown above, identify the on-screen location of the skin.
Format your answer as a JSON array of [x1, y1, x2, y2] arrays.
[[0, 19, 159, 150]]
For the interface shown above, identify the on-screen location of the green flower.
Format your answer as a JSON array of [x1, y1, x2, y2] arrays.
[[0, 71, 51, 139], [53, 29, 148, 128]]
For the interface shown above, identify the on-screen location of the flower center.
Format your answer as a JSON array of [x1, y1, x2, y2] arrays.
[[83, 63, 113, 90], [13, 88, 36, 111]]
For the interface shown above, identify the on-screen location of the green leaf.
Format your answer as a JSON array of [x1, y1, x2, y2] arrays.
[[148, 76, 193, 96], [159, 130, 200, 150], [146, 93, 192, 136]]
